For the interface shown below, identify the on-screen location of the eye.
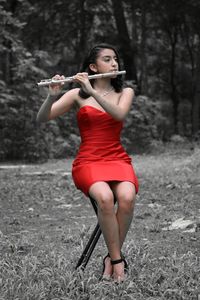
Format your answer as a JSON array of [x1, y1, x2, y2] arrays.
[[104, 58, 110, 62]]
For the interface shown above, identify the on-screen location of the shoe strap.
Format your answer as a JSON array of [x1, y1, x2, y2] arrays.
[[111, 258, 123, 265]]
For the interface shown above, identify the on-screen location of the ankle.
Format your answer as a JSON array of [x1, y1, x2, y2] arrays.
[[111, 258, 123, 265]]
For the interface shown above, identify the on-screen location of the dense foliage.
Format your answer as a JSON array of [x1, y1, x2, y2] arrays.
[[0, 0, 200, 161]]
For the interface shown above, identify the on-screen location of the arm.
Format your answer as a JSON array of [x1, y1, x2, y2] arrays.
[[48, 88, 78, 120], [36, 93, 57, 123], [36, 89, 78, 123], [36, 74, 78, 123], [90, 87, 134, 121]]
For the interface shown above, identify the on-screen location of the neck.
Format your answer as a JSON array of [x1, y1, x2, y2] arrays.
[[93, 78, 112, 91]]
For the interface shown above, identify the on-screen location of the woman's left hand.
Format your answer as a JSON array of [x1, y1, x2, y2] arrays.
[[73, 72, 94, 95]]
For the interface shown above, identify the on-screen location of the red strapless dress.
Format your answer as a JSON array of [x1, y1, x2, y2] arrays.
[[72, 106, 139, 196]]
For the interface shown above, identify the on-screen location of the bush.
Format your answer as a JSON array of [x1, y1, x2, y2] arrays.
[[122, 95, 168, 153]]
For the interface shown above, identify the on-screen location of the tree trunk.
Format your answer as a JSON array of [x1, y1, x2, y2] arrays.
[[3, 0, 18, 84], [111, 0, 137, 83], [140, 2, 148, 94], [77, 0, 87, 62], [2, 44, 12, 84], [169, 30, 179, 133], [192, 48, 200, 136]]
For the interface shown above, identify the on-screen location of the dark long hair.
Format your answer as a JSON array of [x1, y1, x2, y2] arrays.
[[79, 44, 123, 99]]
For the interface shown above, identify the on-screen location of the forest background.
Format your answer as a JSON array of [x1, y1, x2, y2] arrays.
[[0, 0, 200, 162]]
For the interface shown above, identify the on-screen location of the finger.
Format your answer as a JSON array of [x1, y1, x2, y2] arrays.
[[74, 73, 82, 77], [73, 75, 84, 82], [52, 74, 61, 80], [75, 72, 88, 77], [50, 74, 65, 87], [60, 75, 65, 86]]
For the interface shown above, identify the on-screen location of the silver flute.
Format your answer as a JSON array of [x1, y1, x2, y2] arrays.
[[37, 70, 126, 86]]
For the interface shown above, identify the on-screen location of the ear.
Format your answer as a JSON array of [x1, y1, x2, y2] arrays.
[[89, 63, 97, 73]]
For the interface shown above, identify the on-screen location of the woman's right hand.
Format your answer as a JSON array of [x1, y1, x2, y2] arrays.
[[73, 72, 94, 96], [49, 74, 65, 95]]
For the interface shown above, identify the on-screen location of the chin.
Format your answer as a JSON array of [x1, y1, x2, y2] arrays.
[[110, 74, 117, 78]]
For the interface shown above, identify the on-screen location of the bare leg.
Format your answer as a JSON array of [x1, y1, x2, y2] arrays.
[[89, 181, 136, 281], [111, 181, 136, 248], [108, 181, 136, 281], [89, 182, 121, 278]]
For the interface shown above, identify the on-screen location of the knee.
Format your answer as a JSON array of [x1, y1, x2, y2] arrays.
[[97, 192, 115, 214], [118, 192, 136, 214]]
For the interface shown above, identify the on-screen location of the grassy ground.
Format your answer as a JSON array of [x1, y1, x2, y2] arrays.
[[0, 144, 199, 300]]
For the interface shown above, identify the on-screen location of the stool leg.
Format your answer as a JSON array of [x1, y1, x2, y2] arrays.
[[75, 223, 102, 270], [89, 196, 98, 215], [75, 197, 100, 270]]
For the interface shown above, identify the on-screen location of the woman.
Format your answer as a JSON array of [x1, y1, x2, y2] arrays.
[[37, 44, 139, 283]]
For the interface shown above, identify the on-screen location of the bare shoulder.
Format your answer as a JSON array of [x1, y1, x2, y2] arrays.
[[119, 87, 135, 103], [121, 87, 135, 96]]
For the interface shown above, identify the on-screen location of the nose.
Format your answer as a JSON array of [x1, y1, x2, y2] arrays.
[[112, 58, 117, 67]]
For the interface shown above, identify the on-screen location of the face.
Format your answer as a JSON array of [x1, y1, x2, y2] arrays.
[[90, 48, 119, 74]]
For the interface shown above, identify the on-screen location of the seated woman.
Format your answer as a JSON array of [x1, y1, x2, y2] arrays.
[[37, 43, 139, 283]]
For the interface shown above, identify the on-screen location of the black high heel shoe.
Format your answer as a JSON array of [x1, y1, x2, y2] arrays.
[[102, 253, 112, 281]]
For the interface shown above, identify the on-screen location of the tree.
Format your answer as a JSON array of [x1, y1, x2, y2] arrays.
[[192, 49, 200, 136], [111, 0, 138, 83], [189, 0, 200, 135], [1, 0, 200, 161]]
